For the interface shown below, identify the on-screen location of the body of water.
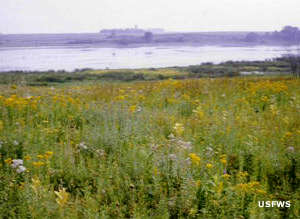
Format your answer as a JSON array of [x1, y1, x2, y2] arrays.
[[0, 45, 298, 72]]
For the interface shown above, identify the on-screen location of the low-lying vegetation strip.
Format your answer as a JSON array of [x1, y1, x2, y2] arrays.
[[0, 59, 294, 86]]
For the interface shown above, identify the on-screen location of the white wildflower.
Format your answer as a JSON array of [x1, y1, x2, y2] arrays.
[[11, 159, 23, 168], [136, 106, 142, 112], [177, 140, 192, 150], [78, 142, 88, 150], [96, 149, 105, 157], [13, 140, 19, 146], [16, 165, 26, 173], [169, 154, 177, 161], [287, 146, 295, 153], [168, 133, 175, 139]]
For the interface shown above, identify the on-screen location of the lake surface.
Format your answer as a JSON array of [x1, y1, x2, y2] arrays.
[[0, 45, 298, 72]]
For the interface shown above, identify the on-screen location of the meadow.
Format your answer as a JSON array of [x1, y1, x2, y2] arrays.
[[0, 74, 299, 218]]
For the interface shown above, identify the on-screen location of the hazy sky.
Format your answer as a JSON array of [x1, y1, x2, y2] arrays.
[[1, 0, 300, 34]]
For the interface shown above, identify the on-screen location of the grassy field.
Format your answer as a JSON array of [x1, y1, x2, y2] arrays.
[[0, 74, 299, 218]]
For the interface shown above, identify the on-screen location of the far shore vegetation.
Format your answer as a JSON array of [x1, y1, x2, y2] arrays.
[[1, 56, 299, 86]]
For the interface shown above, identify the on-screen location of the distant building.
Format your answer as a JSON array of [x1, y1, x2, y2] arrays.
[[100, 28, 145, 36]]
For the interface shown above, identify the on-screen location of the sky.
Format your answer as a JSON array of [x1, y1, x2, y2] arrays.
[[1, 0, 300, 34]]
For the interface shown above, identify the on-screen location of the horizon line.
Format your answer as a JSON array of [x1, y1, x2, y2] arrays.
[[0, 29, 282, 35]]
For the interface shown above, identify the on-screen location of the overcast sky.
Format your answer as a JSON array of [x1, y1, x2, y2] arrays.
[[1, 0, 300, 34]]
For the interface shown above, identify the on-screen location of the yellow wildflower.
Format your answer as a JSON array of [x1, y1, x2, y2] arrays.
[[220, 158, 227, 165], [5, 158, 12, 165], [37, 154, 44, 159], [285, 132, 292, 138], [129, 105, 136, 113], [193, 106, 204, 119], [173, 123, 184, 136], [189, 153, 201, 165], [55, 188, 69, 207], [206, 163, 213, 169], [24, 155, 31, 160], [249, 181, 260, 188], [235, 183, 249, 192], [32, 161, 45, 167], [31, 176, 41, 194], [44, 151, 53, 159], [256, 189, 267, 195], [237, 171, 249, 178]]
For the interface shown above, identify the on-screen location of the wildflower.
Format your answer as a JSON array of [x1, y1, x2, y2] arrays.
[[189, 153, 201, 165], [206, 163, 213, 169], [256, 189, 267, 195], [13, 140, 19, 146], [249, 181, 260, 188], [237, 171, 249, 178], [193, 106, 204, 119], [96, 149, 105, 157], [16, 165, 26, 173], [32, 161, 45, 167], [4, 158, 12, 165], [129, 105, 136, 113], [220, 158, 227, 165], [285, 132, 292, 138], [136, 106, 142, 112], [168, 133, 175, 139], [31, 176, 41, 194], [205, 147, 214, 157], [173, 123, 184, 136], [177, 140, 192, 150], [11, 159, 23, 168], [44, 151, 53, 159], [78, 142, 88, 150], [287, 146, 295, 153], [24, 155, 31, 160], [37, 154, 44, 159], [235, 183, 249, 192], [169, 154, 177, 161], [222, 174, 231, 180], [261, 96, 269, 102], [55, 188, 69, 207]]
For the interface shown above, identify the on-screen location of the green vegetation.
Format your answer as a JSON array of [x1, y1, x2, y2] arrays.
[[0, 67, 299, 218], [0, 59, 292, 86]]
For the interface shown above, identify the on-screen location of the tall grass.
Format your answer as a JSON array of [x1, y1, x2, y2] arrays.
[[0, 76, 299, 218]]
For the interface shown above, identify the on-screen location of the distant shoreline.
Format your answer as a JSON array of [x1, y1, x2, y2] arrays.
[[1, 31, 300, 49]]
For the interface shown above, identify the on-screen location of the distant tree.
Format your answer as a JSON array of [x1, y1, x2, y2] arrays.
[[273, 26, 300, 43], [244, 32, 259, 42], [281, 54, 300, 77], [144, 32, 153, 42]]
